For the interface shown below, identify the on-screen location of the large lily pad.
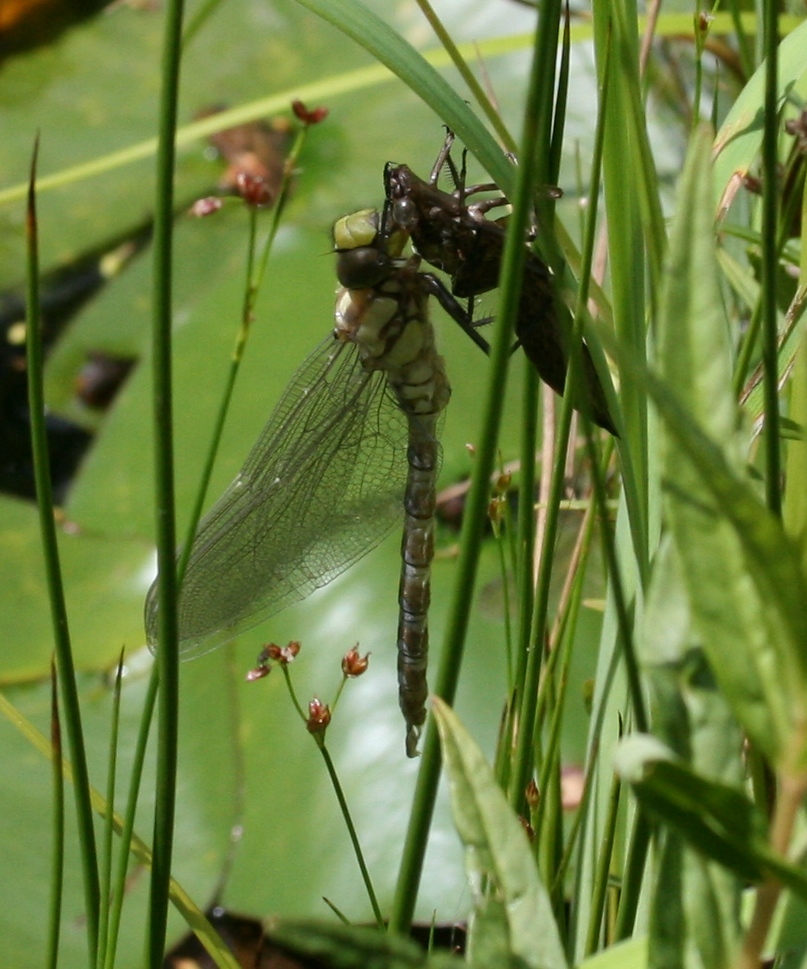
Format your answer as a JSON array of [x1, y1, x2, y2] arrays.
[[0, 1, 561, 965]]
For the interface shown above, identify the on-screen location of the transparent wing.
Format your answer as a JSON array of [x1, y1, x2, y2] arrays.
[[144, 334, 410, 658]]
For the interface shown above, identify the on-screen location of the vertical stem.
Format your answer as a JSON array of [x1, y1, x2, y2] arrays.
[[760, 0, 781, 517], [147, 0, 185, 962], [26, 139, 100, 960]]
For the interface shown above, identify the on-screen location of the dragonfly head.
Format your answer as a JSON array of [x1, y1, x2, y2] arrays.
[[333, 208, 408, 289]]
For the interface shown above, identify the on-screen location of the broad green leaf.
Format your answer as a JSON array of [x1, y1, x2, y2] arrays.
[[655, 392, 807, 766], [659, 127, 736, 445], [648, 834, 686, 969], [578, 936, 648, 969], [615, 736, 807, 901], [649, 833, 741, 969], [432, 698, 567, 969], [641, 536, 745, 782], [614, 736, 766, 883], [0, 496, 148, 678], [655, 126, 807, 770], [683, 850, 740, 969], [641, 538, 744, 969], [0, 679, 242, 969], [1, 5, 549, 963]]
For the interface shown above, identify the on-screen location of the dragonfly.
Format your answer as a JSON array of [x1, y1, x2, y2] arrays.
[[385, 131, 617, 435], [144, 198, 450, 757]]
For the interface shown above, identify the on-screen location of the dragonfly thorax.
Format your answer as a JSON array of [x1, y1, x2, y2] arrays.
[[335, 265, 449, 420], [334, 286, 399, 357]]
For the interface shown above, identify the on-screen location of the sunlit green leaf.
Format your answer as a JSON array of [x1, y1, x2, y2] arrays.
[[616, 735, 807, 901], [641, 538, 744, 969], [713, 19, 807, 219], [433, 698, 567, 969], [578, 936, 648, 969], [614, 736, 766, 882], [655, 127, 807, 770]]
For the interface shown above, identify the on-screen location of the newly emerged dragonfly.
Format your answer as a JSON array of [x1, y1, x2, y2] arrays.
[[145, 198, 450, 756], [385, 131, 617, 435]]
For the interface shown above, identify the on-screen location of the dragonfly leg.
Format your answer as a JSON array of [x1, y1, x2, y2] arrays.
[[429, 128, 457, 184], [419, 272, 491, 356], [430, 127, 479, 205], [424, 272, 529, 360]]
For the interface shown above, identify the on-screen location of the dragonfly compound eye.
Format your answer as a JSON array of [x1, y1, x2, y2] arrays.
[[335, 246, 392, 289], [333, 208, 380, 250]]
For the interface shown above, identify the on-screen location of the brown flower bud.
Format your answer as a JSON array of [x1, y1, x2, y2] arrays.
[[342, 646, 370, 677], [264, 641, 300, 665], [190, 196, 223, 217], [236, 170, 273, 208], [306, 698, 331, 735], [291, 100, 329, 125]]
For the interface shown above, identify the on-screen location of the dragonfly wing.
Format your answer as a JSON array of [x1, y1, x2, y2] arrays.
[[145, 335, 410, 658]]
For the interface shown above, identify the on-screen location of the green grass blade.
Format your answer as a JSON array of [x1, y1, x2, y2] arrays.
[[759, 0, 783, 515], [654, 127, 807, 769], [147, 0, 185, 961], [614, 737, 767, 882], [290, 0, 511, 187], [433, 698, 568, 969], [26, 138, 100, 961], [103, 672, 158, 969]]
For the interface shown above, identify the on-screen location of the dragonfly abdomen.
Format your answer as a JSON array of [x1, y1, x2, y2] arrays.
[[397, 423, 439, 757]]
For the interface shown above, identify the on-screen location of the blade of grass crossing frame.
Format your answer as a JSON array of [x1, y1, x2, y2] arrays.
[[26, 138, 101, 961], [760, 0, 782, 515], [412, 0, 516, 151], [570, 10, 646, 959], [148, 0, 185, 960], [290, 0, 511, 189], [508, 0, 577, 810], [591, 0, 652, 573]]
